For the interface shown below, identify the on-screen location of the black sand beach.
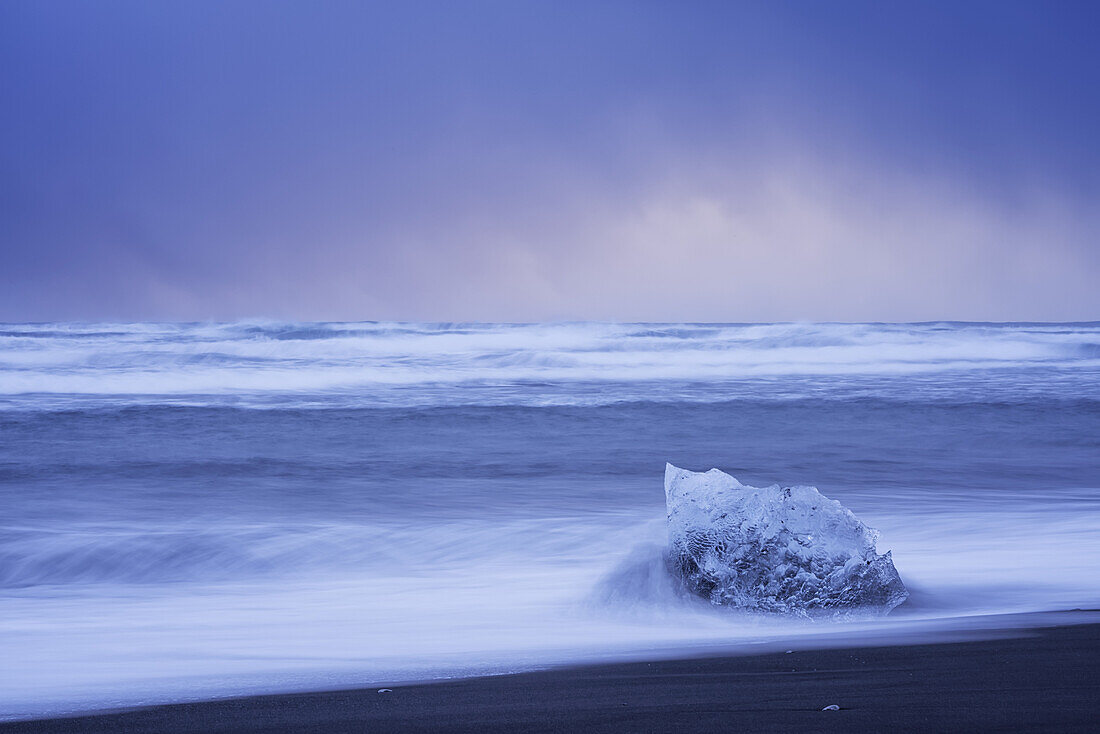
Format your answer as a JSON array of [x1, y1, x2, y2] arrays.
[[6, 621, 1097, 733]]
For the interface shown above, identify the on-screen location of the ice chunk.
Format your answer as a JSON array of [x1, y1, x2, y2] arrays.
[[664, 464, 907, 617]]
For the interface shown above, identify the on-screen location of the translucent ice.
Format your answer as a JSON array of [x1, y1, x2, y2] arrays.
[[664, 463, 908, 617]]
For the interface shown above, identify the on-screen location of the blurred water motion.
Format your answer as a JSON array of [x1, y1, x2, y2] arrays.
[[1, 321, 1098, 718]]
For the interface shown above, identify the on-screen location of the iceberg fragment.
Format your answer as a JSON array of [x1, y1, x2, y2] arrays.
[[664, 463, 907, 617]]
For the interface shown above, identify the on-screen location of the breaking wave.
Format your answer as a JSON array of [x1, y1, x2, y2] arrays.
[[0, 321, 1098, 409]]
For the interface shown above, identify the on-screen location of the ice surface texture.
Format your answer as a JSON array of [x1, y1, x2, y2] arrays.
[[665, 464, 908, 617]]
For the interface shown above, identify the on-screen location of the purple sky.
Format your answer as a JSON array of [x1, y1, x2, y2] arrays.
[[3, 1, 1098, 321]]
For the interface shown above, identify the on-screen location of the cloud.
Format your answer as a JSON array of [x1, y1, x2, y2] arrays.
[[2, 1, 1097, 321], [331, 140, 1098, 322]]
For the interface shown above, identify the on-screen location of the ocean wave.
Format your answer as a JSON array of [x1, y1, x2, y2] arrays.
[[0, 321, 1097, 409], [0, 516, 626, 588]]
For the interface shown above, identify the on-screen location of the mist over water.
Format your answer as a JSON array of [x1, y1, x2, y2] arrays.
[[2, 322, 1098, 719]]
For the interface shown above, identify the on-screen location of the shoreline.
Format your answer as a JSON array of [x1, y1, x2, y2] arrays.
[[5, 614, 1098, 733]]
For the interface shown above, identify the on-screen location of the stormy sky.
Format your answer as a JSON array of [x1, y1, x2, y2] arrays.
[[3, 1, 1098, 322]]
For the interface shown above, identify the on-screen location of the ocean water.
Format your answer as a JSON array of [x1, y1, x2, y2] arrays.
[[1, 321, 1099, 719]]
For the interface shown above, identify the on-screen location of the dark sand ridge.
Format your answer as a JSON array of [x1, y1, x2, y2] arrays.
[[5, 620, 1097, 734]]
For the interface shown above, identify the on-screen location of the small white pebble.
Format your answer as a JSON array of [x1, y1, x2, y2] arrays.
[[377, 688, 393, 693], [821, 704, 840, 711]]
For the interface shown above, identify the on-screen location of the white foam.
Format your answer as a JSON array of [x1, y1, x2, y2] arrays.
[[2, 502, 1099, 720], [0, 321, 1097, 407]]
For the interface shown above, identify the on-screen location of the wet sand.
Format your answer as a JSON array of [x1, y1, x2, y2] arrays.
[[5, 621, 1098, 733]]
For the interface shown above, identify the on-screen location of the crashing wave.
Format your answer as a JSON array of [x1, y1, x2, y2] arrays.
[[664, 463, 907, 617]]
